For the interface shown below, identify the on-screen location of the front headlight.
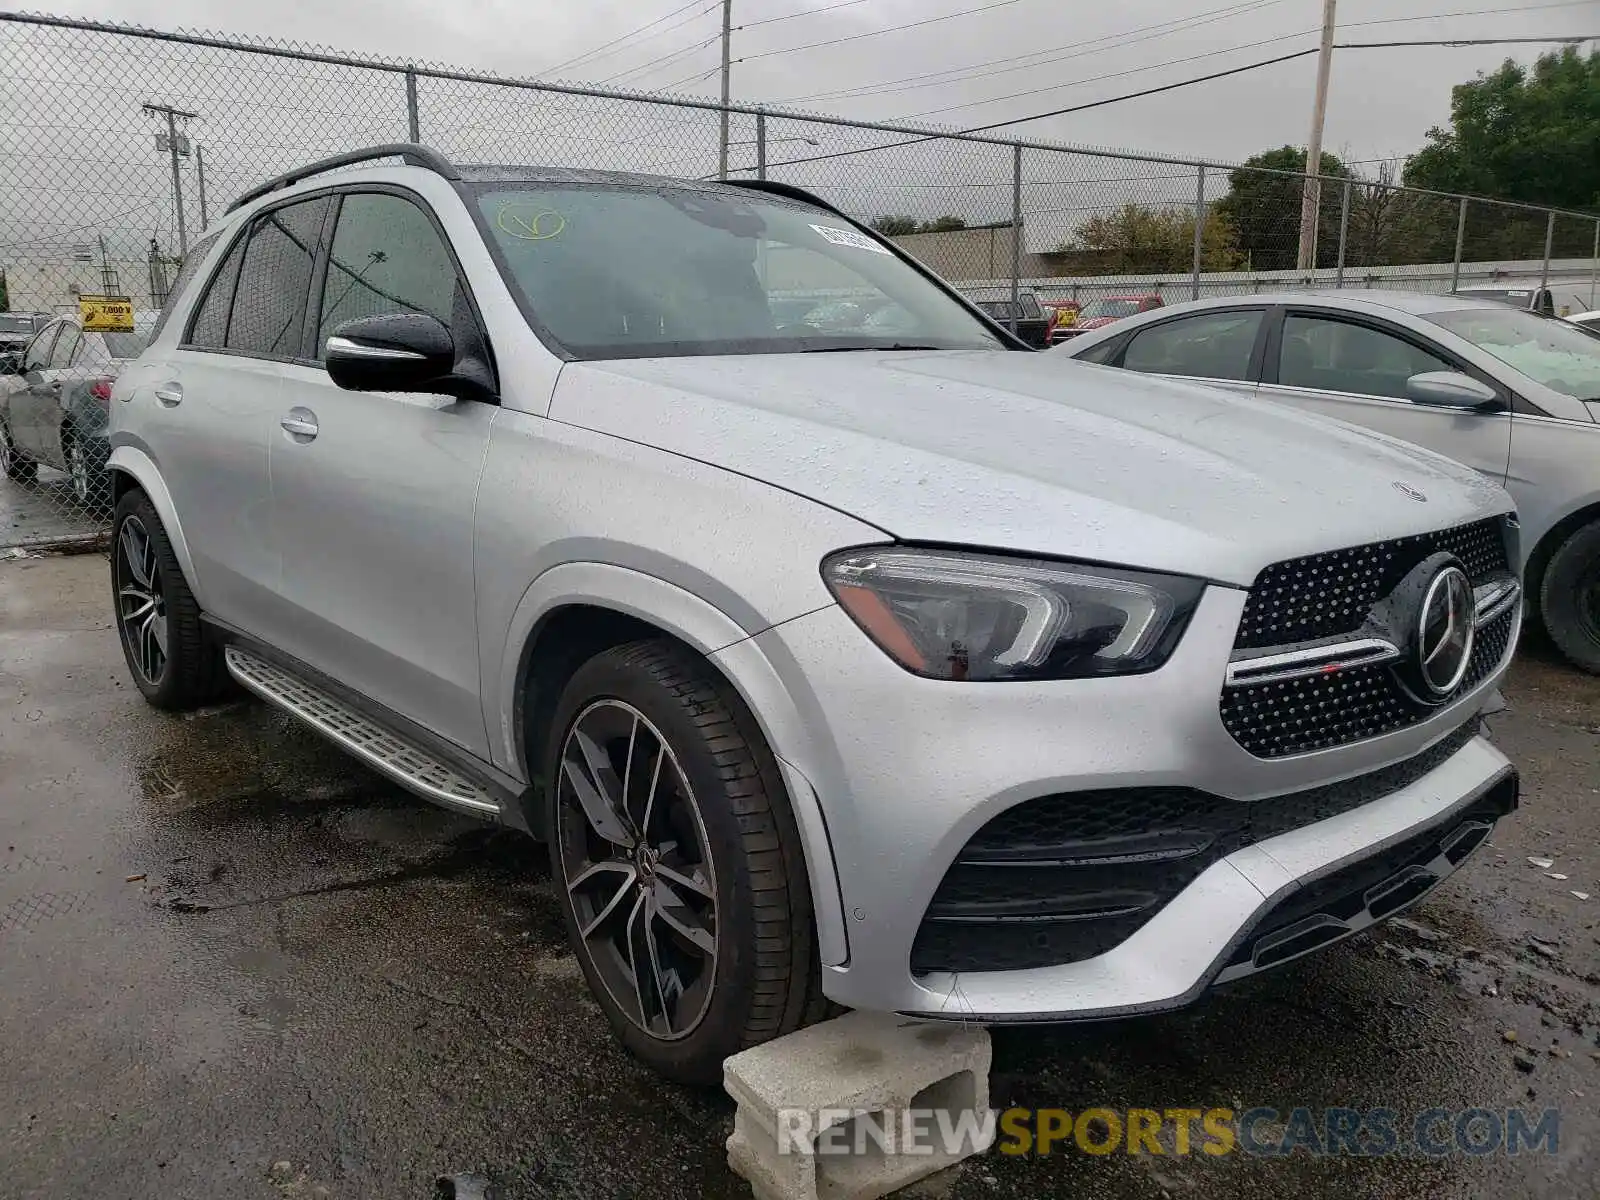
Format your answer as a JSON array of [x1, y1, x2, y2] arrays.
[[821, 547, 1204, 681]]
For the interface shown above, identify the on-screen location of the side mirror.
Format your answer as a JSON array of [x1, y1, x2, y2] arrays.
[[325, 313, 458, 395], [1405, 370, 1502, 411]]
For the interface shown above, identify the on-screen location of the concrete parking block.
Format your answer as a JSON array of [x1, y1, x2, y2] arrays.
[[724, 1011, 992, 1200]]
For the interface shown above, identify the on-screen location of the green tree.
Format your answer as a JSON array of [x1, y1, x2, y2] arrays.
[[870, 215, 921, 236], [1403, 47, 1600, 259], [1404, 47, 1600, 211], [1213, 146, 1351, 271], [870, 215, 971, 235], [1050, 203, 1245, 274]]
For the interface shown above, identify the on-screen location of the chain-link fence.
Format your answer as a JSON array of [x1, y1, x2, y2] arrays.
[[2, 11, 1598, 538]]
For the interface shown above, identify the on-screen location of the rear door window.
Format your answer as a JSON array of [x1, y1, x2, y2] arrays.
[[1121, 310, 1264, 381], [225, 196, 331, 358]]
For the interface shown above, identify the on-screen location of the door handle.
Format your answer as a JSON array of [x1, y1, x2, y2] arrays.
[[280, 409, 319, 441], [154, 385, 183, 407]]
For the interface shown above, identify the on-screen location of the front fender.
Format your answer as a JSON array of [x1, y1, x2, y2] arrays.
[[107, 446, 205, 606], [489, 560, 850, 965]]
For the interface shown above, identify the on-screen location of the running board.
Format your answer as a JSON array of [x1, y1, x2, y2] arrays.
[[224, 646, 501, 817]]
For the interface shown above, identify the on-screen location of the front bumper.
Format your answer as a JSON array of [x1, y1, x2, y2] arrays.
[[739, 585, 1518, 1020]]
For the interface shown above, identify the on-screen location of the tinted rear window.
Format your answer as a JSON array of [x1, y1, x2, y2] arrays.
[[148, 230, 219, 344]]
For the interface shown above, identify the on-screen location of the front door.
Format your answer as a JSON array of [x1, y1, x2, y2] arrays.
[[11, 320, 67, 462], [1256, 309, 1512, 484], [269, 189, 495, 758]]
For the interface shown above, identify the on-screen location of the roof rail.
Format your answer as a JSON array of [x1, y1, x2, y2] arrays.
[[227, 143, 459, 214]]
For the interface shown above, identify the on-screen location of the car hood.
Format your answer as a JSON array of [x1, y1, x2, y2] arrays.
[[552, 350, 1511, 586]]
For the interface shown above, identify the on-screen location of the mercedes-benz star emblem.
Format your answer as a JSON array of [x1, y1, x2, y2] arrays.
[[1393, 481, 1428, 503], [1417, 565, 1475, 697]]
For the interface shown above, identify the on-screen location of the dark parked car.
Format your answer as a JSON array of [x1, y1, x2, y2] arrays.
[[0, 311, 157, 507], [958, 286, 1051, 347], [0, 312, 50, 373], [1451, 285, 1556, 317]]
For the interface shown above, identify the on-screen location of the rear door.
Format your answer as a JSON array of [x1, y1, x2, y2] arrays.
[[268, 187, 496, 757], [1095, 306, 1268, 401], [1256, 307, 1512, 483], [135, 198, 330, 634]]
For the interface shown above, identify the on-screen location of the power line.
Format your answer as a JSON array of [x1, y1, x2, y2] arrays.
[[537, 0, 709, 77], [792, 0, 1591, 109], [740, 0, 880, 31], [748, 29, 1598, 175], [659, 64, 722, 91], [781, 0, 1287, 104], [895, 3, 1597, 122], [737, 0, 1028, 65], [900, 28, 1319, 121], [600, 29, 721, 86]]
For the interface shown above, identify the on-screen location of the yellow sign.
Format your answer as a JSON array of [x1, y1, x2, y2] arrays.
[[78, 294, 135, 333]]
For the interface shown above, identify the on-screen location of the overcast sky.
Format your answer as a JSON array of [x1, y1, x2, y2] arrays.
[[32, 0, 1597, 167]]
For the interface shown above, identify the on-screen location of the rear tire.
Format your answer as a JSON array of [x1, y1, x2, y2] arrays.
[[543, 638, 828, 1085], [64, 430, 110, 514], [1540, 521, 1600, 675], [111, 488, 231, 710], [0, 420, 36, 482]]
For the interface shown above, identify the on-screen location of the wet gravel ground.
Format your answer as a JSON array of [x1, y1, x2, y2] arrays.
[[2, 552, 1596, 1200], [0, 468, 104, 547]]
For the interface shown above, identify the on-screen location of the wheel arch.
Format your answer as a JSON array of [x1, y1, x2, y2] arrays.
[[107, 447, 203, 602], [496, 562, 850, 965], [1526, 497, 1600, 605]]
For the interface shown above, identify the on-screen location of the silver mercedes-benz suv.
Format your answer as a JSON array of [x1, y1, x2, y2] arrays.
[[109, 145, 1521, 1083]]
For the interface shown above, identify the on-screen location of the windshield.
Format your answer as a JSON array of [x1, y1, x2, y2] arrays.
[[1428, 307, 1600, 401], [1080, 298, 1140, 319], [472, 183, 1002, 359], [0, 315, 36, 334]]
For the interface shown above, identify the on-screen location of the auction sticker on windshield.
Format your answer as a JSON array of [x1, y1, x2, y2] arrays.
[[810, 224, 891, 254]]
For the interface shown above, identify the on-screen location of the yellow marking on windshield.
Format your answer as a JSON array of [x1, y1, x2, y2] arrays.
[[496, 203, 566, 241]]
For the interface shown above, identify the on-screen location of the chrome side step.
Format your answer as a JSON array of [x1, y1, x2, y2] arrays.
[[224, 646, 501, 817]]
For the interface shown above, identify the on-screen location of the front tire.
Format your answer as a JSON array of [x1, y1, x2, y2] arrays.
[[111, 489, 230, 709], [1541, 521, 1600, 674], [544, 639, 826, 1085]]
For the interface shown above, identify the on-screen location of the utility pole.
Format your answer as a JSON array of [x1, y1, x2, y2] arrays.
[[142, 103, 200, 254], [195, 143, 209, 230], [1296, 0, 1337, 271], [717, 0, 733, 179]]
